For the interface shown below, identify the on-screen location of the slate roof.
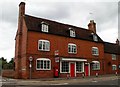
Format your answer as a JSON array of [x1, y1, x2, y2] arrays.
[[24, 14, 103, 43], [104, 42, 120, 55]]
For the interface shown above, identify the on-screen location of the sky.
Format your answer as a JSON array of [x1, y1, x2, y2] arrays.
[[0, 0, 119, 62]]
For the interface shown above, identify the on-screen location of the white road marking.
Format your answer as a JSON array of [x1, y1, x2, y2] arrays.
[[92, 80, 98, 83], [50, 83, 69, 85]]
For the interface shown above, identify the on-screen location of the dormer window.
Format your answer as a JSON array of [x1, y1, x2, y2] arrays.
[[69, 28, 75, 37], [41, 22, 49, 33], [93, 34, 98, 41]]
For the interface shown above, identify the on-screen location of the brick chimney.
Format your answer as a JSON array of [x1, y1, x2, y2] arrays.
[[88, 20, 96, 33], [14, 2, 25, 79], [116, 39, 119, 45], [18, 2, 25, 34]]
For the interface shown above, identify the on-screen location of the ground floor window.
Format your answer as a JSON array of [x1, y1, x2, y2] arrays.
[[36, 58, 51, 70], [112, 64, 117, 70], [61, 61, 69, 73], [92, 61, 100, 70], [76, 62, 84, 72]]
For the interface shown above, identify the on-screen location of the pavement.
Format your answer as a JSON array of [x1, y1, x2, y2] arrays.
[[1, 74, 119, 86]]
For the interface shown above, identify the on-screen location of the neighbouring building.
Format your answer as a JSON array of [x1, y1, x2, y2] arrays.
[[14, 2, 120, 79]]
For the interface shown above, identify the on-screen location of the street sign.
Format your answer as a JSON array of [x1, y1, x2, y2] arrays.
[[55, 50, 59, 56], [29, 56, 33, 62], [55, 57, 59, 62]]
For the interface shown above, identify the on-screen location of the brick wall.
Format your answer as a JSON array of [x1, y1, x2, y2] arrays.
[[2, 70, 15, 78]]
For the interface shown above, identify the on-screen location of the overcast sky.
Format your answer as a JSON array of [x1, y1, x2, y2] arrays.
[[0, 0, 119, 61]]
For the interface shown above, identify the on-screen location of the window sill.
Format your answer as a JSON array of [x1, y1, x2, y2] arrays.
[[92, 69, 100, 71], [76, 71, 84, 73], [92, 54, 99, 56], [68, 52, 77, 54], [36, 69, 51, 71], [38, 49, 50, 52]]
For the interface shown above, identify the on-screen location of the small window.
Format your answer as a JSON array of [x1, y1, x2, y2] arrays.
[[68, 43, 77, 54], [36, 58, 51, 70], [92, 47, 99, 56], [92, 61, 100, 70], [69, 28, 75, 37], [38, 40, 50, 51], [112, 54, 116, 60], [61, 61, 69, 73], [41, 22, 49, 32], [93, 35, 98, 41], [76, 62, 84, 72], [112, 64, 117, 70]]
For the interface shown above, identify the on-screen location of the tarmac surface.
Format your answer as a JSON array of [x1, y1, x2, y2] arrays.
[[0, 74, 120, 87]]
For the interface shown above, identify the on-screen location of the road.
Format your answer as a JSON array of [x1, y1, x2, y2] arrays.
[[1, 75, 120, 87]]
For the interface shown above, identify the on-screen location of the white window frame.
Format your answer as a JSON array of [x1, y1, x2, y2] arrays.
[[70, 29, 76, 37], [92, 61, 100, 70], [76, 62, 84, 73], [92, 47, 99, 56], [112, 64, 117, 70], [38, 40, 50, 51], [93, 35, 98, 41], [68, 43, 77, 54], [36, 58, 51, 70], [112, 54, 116, 60], [41, 22, 49, 32], [60, 61, 70, 73]]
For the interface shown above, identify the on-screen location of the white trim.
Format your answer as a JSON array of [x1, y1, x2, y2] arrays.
[[68, 43, 77, 54], [76, 62, 84, 73], [92, 47, 99, 56], [38, 40, 50, 51], [92, 61, 99, 63], [88, 63, 90, 76], [60, 61, 70, 73], [36, 58, 51, 70], [62, 58, 87, 62]]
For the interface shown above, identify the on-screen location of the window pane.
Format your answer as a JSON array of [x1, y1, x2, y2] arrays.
[[40, 60, 43, 69], [39, 41, 42, 50], [92, 62, 100, 70], [47, 61, 50, 69], [37, 60, 40, 68], [62, 61, 69, 72], [76, 62, 83, 72]]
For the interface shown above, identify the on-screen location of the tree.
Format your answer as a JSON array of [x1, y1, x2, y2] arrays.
[[8, 58, 14, 69], [0, 57, 7, 69]]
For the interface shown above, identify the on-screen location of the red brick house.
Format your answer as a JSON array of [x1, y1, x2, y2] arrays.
[[14, 2, 120, 79], [104, 41, 120, 75]]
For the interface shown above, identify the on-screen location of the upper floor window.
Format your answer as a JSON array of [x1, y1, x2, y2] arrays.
[[93, 34, 98, 41], [92, 61, 100, 70], [69, 28, 75, 37], [38, 40, 50, 51], [112, 54, 116, 60], [41, 22, 49, 32], [112, 64, 117, 70], [92, 47, 99, 56], [68, 43, 77, 54], [36, 58, 51, 70]]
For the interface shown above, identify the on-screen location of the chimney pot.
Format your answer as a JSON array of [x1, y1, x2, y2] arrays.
[[116, 39, 119, 45], [88, 20, 96, 33]]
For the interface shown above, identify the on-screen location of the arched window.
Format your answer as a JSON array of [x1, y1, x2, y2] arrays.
[[92, 61, 100, 70], [41, 21, 49, 32], [112, 64, 117, 70], [68, 43, 77, 54], [92, 47, 99, 56], [69, 28, 76, 37], [38, 40, 50, 51], [36, 58, 51, 70]]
